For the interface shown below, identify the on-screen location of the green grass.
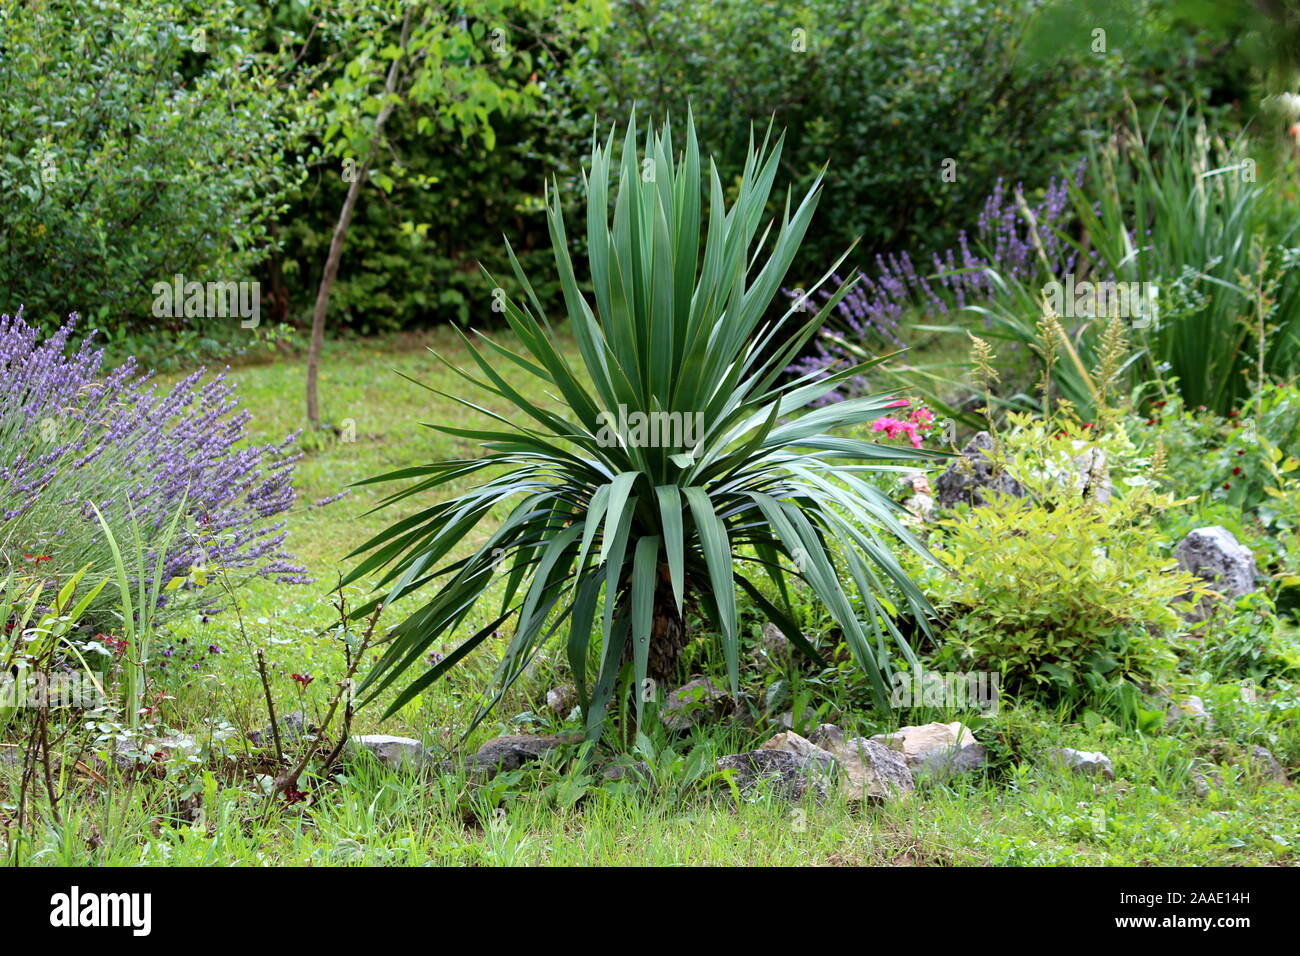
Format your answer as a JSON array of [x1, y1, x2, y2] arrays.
[[3, 331, 1298, 866]]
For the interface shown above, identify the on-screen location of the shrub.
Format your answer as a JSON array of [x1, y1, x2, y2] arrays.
[[346, 113, 941, 740], [0, 0, 308, 334], [915, 417, 1201, 706], [0, 309, 307, 625], [578, 0, 1139, 277]]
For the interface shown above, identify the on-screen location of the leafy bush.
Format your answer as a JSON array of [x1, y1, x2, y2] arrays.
[[0, 0, 308, 334], [578, 0, 1140, 279], [347, 114, 940, 740], [916, 417, 1200, 705], [0, 309, 306, 625]]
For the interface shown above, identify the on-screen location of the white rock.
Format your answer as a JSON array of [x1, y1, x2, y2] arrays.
[[870, 721, 987, 778], [1048, 747, 1115, 780], [1166, 695, 1213, 729], [346, 734, 423, 769]]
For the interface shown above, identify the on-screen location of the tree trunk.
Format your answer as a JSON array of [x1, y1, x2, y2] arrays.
[[622, 576, 687, 690], [304, 8, 413, 430]]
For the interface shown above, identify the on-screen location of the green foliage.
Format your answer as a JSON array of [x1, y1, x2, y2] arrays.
[[275, 0, 605, 333], [0, 0, 309, 333], [1185, 592, 1300, 684], [346, 113, 940, 739], [576, 0, 1148, 278], [917, 417, 1201, 706]]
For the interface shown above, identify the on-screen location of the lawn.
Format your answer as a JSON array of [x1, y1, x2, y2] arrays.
[[8, 331, 1292, 868]]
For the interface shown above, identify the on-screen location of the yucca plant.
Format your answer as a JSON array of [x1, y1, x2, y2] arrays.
[[345, 113, 940, 740]]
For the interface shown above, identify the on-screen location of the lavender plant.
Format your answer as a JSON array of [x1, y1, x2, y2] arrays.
[[0, 308, 307, 626], [788, 167, 1083, 402]]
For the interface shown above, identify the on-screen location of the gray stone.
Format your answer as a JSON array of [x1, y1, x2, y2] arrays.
[[1175, 526, 1257, 598], [248, 710, 307, 749], [716, 746, 836, 803], [871, 721, 988, 779], [472, 733, 577, 773], [934, 432, 1024, 509], [809, 724, 914, 800], [1166, 695, 1213, 729], [662, 678, 729, 732], [345, 734, 423, 769], [1048, 747, 1115, 780], [1247, 745, 1287, 784]]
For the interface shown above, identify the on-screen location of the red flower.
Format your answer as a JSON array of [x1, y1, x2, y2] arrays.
[[1223, 482, 1232, 490], [1146, 418, 1155, 425], [1232, 466, 1242, 476], [1236, 449, 1246, 456], [291, 673, 314, 688], [22, 554, 51, 563]]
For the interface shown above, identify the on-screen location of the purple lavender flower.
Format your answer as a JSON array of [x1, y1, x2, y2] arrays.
[[790, 165, 1083, 403], [0, 307, 309, 622]]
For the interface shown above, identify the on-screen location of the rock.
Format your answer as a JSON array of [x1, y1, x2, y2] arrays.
[[1166, 695, 1213, 729], [248, 710, 307, 749], [809, 724, 913, 800], [545, 684, 577, 715], [1247, 745, 1287, 784], [934, 432, 1024, 509], [662, 677, 729, 732], [1071, 446, 1112, 504], [716, 742, 836, 802], [345, 735, 423, 770], [472, 733, 577, 773], [114, 732, 199, 769], [761, 622, 791, 660], [1175, 526, 1257, 598], [0, 745, 22, 768], [1048, 747, 1115, 780], [902, 471, 935, 522], [871, 721, 987, 779], [1191, 767, 1222, 799], [602, 760, 653, 784]]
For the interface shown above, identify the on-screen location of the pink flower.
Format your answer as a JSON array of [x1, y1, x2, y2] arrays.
[[885, 399, 910, 408], [872, 416, 924, 448]]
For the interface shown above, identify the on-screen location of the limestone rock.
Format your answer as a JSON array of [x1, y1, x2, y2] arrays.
[[934, 432, 1024, 509], [871, 721, 987, 779], [1048, 747, 1115, 780], [345, 734, 423, 769], [1175, 526, 1257, 598]]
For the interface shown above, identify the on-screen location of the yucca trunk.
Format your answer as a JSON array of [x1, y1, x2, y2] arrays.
[[620, 574, 686, 689]]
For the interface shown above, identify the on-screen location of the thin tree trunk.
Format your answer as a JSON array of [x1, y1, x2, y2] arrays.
[[305, 8, 413, 430], [621, 575, 687, 688]]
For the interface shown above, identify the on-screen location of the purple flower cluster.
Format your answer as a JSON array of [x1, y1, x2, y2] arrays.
[[0, 308, 308, 618], [789, 165, 1085, 402]]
